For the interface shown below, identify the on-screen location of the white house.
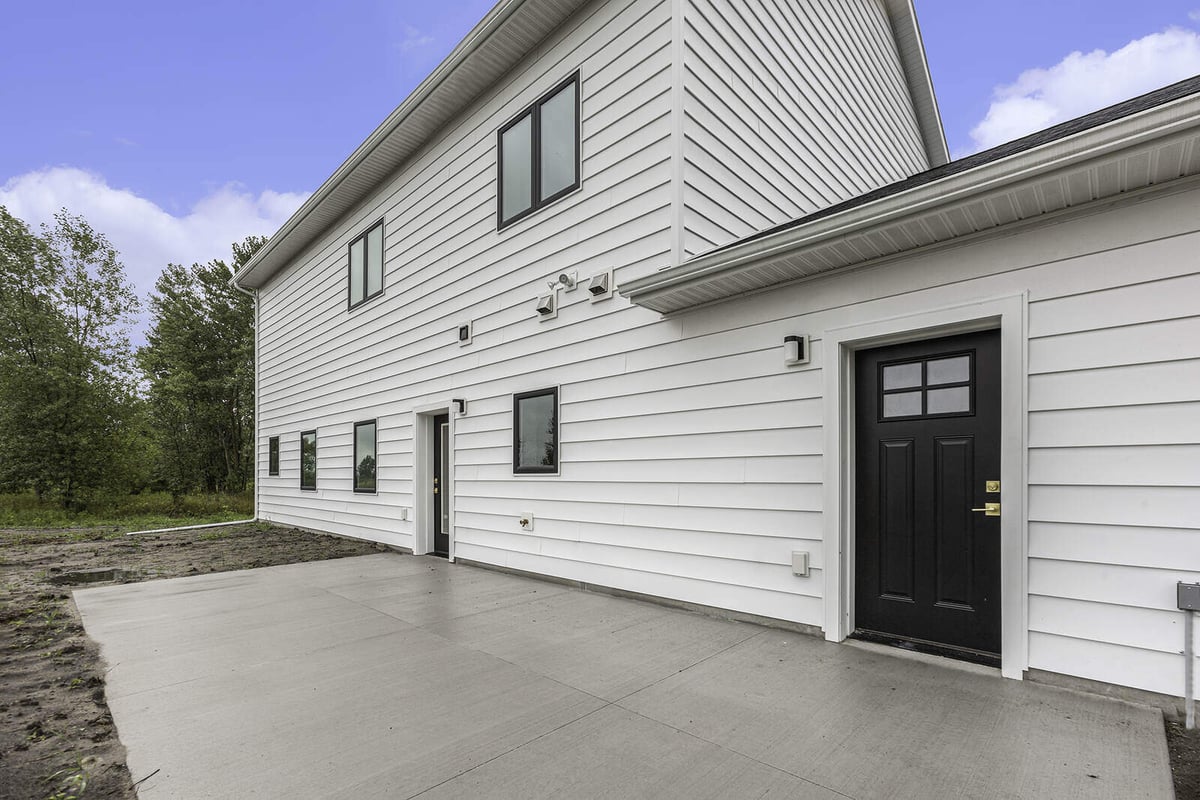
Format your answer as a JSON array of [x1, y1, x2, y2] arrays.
[[232, 0, 1200, 705]]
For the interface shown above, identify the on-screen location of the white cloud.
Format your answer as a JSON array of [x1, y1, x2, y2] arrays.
[[398, 25, 433, 53], [1190, 10, 1200, 23], [0, 167, 308, 342], [968, 27, 1200, 152]]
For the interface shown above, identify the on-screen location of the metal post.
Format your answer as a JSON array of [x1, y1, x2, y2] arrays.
[[1188, 609, 1195, 730]]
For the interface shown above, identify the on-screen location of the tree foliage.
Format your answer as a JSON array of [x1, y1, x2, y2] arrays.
[[0, 207, 143, 508], [138, 237, 261, 495]]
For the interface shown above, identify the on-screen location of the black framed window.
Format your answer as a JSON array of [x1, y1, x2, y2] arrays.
[[513, 387, 558, 474], [268, 436, 279, 476], [498, 73, 580, 229], [300, 430, 317, 490], [878, 352, 975, 420], [348, 220, 384, 308], [354, 420, 377, 493]]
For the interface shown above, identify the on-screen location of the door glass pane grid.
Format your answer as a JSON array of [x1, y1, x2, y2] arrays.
[[880, 352, 973, 420]]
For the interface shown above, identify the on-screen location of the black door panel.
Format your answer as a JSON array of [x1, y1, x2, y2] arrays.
[[855, 330, 1001, 657], [432, 414, 449, 557]]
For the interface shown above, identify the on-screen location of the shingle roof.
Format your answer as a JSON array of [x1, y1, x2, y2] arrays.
[[705, 74, 1200, 258]]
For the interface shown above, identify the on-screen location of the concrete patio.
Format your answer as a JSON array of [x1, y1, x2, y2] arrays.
[[74, 553, 1173, 799]]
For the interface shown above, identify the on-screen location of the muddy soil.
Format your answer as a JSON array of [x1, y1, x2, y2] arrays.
[[0, 524, 380, 800], [1168, 718, 1200, 799]]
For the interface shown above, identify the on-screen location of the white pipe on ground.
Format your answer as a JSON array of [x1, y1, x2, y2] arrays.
[[124, 518, 257, 536]]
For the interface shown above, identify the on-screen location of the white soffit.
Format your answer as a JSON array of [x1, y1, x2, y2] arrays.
[[619, 86, 1200, 315], [233, 0, 588, 290]]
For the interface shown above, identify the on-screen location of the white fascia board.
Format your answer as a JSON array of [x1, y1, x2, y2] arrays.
[[231, 0, 535, 291], [883, 0, 950, 167], [618, 92, 1200, 307]]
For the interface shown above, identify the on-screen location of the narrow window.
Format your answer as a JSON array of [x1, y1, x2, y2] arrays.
[[354, 420, 377, 493], [300, 430, 317, 490], [268, 436, 279, 477], [348, 220, 384, 308], [497, 73, 580, 229], [513, 388, 558, 474]]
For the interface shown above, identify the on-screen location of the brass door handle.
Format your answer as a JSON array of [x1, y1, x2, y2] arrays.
[[971, 503, 1000, 517]]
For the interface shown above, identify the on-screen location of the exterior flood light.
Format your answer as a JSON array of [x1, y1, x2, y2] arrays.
[[557, 272, 576, 290], [586, 270, 613, 302], [784, 335, 810, 366]]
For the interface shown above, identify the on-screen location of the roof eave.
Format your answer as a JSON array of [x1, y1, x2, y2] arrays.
[[619, 91, 1200, 313], [884, 0, 950, 167], [232, 0, 582, 291]]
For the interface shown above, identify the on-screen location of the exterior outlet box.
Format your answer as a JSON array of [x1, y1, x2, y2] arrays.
[[518, 512, 534, 531], [400, 507, 408, 521], [791, 551, 810, 577], [1179, 582, 1200, 611]]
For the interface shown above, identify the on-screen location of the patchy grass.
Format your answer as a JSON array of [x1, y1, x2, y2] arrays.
[[0, 491, 254, 532]]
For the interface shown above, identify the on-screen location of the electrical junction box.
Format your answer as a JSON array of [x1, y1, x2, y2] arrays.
[[792, 551, 810, 577], [1179, 582, 1200, 611]]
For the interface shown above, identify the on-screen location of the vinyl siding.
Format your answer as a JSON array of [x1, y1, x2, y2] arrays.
[[254, 0, 1197, 698], [665, 186, 1198, 696], [258, 0, 680, 556], [679, 0, 928, 257]]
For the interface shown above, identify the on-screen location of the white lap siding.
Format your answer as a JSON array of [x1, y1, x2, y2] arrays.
[[679, 0, 928, 257], [257, 0, 675, 546], [254, 0, 1196, 697]]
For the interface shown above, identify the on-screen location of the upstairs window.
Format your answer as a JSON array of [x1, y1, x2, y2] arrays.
[[268, 436, 279, 476], [498, 73, 580, 229], [348, 220, 384, 308], [354, 420, 377, 493], [300, 430, 317, 490], [513, 387, 558, 474]]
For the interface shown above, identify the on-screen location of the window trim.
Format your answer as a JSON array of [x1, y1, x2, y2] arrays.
[[268, 436, 280, 477], [497, 72, 581, 230], [353, 419, 377, 494], [300, 430, 317, 491], [347, 219, 385, 310], [512, 386, 559, 475]]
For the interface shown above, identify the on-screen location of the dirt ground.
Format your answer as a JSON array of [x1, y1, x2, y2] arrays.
[[1168, 718, 1200, 799], [0, 524, 379, 800], [1, 524, 1198, 799]]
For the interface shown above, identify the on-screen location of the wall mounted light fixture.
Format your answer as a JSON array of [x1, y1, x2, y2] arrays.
[[453, 398, 467, 415], [784, 335, 810, 366], [457, 321, 473, 346]]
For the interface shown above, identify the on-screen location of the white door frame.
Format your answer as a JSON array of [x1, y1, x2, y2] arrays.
[[412, 403, 455, 561], [821, 293, 1028, 679]]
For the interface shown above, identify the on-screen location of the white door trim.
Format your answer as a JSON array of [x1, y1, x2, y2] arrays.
[[412, 403, 456, 561], [821, 293, 1028, 679]]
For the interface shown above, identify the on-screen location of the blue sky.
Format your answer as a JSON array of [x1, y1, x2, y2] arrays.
[[2, 0, 1199, 335]]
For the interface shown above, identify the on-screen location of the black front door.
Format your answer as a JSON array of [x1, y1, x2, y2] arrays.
[[855, 330, 1001, 660], [432, 414, 449, 557]]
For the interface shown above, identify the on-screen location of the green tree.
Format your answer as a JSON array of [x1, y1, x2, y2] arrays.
[[0, 207, 141, 508], [139, 237, 261, 496]]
